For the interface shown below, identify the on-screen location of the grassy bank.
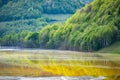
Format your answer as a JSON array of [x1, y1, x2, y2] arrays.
[[98, 41, 120, 54]]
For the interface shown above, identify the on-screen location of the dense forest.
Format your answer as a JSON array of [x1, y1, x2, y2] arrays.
[[0, 0, 92, 37], [0, 0, 92, 22], [0, 0, 120, 51]]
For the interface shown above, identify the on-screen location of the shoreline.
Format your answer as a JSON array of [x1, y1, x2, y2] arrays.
[[0, 76, 105, 80]]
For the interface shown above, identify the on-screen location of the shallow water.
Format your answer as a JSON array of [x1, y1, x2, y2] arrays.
[[0, 76, 105, 80], [0, 49, 119, 79]]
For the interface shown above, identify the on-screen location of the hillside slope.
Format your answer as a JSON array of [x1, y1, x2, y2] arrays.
[[98, 41, 120, 54], [0, 0, 93, 37], [0, 0, 119, 52], [35, 0, 120, 51]]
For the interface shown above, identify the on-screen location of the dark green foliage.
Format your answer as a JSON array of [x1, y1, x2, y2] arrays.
[[36, 0, 120, 51], [0, 27, 7, 36], [25, 32, 39, 48], [38, 23, 62, 48], [0, 0, 119, 52], [0, 0, 88, 48], [0, 0, 90, 40], [0, 31, 28, 47], [0, 0, 11, 7], [0, 0, 42, 21], [0, 19, 48, 36], [41, 0, 84, 14], [0, 0, 91, 22]]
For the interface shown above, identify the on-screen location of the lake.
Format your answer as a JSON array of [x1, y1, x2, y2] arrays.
[[0, 49, 120, 80]]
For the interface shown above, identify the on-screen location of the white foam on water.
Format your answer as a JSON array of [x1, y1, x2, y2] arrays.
[[0, 76, 105, 80]]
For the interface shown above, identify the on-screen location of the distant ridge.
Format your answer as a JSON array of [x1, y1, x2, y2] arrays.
[[0, 0, 92, 22]]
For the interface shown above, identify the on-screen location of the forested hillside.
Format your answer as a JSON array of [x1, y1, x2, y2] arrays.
[[25, 0, 120, 51], [0, 0, 92, 37], [0, 0, 119, 52], [0, 0, 92, 22]]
